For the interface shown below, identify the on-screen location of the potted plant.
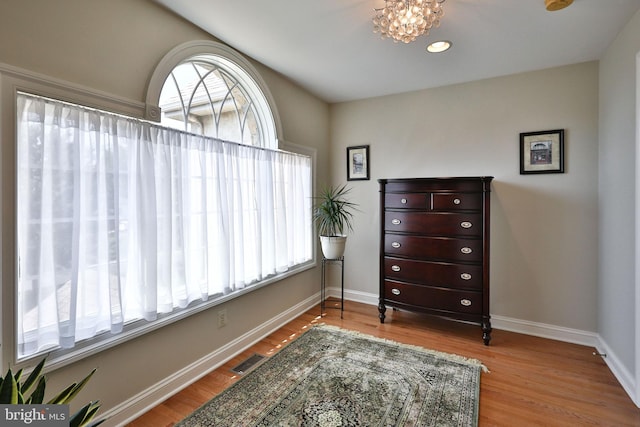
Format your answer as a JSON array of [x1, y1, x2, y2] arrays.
[[313, 184, 358, 259], [0, 357, 104, 426]]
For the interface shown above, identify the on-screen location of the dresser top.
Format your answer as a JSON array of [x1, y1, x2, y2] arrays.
[[379, 177, 493, 192], [378, 176, 493, 183]]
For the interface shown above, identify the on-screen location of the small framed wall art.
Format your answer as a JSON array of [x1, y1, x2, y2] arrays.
[[346, 145, 370, 181], [519, 129, 564, 174]]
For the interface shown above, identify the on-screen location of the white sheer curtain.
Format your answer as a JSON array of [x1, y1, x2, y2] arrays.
[[16, 92, 312, 359]]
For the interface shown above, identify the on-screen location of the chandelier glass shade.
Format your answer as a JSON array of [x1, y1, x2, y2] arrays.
[[373, 0, 445, 44]]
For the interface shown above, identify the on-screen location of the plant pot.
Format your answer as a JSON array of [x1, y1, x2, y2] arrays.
[[320, 235, 347, 259]]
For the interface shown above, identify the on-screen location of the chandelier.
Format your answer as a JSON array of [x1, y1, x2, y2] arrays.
[[373, 0, 445, 44]]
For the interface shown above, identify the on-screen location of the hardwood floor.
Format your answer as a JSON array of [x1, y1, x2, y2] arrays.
[[127, 299, 640, 426]]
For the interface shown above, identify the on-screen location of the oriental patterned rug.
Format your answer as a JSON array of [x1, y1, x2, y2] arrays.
[[176, 324, 485, 427]]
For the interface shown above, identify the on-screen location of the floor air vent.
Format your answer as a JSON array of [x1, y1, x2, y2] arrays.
[[231, 353, 266, 375]]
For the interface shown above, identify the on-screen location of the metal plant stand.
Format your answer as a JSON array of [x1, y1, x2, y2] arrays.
[[320, 256, 344, 318]]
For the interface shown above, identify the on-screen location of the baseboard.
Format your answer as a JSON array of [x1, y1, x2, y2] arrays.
[[340, 288, 378, 306], [594, 335, 638, 407], [329, 287, 600, 347], [101, 293, 319, 426], [489, 314, 599, 347]]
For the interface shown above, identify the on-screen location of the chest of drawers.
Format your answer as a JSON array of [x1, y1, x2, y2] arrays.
[[378, 177, 493, 345]]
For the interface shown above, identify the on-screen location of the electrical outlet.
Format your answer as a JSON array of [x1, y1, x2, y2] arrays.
[[217, 309, 227, 328]]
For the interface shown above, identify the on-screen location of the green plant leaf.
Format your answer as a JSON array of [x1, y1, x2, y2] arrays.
[[13, 368, 23, 384], [69, 402, 91, 427], [312, 184, 358, 236], [69, 401, 103, 427], [1, 356, 100, 425], [26, 376, 46, 404], [21, 357, 46, 396], [84, 403, 100, 418], [82, 402, 103, 427], [0, 368, 19, 404], [48, 367, 96, 405], [47, 382, 76, 404], [63, 368, 96, 404]]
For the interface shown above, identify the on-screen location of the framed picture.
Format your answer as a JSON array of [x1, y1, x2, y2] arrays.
[[519, 129, 564, 174], [346, 145, 370, 181]]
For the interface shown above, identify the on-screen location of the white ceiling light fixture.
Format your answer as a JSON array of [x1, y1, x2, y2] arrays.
[[427, 40, 451, 53], [373, 0, 446, 44]]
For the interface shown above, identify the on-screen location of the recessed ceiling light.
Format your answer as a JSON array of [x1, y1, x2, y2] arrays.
[[426, 40, 452, 53]]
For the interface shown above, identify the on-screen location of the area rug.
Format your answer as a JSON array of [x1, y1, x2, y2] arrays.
[[176, 324, 485, 427]]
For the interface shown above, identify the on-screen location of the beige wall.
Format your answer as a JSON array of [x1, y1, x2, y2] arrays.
[[330, 61, 599, 331], [0, 0, 330, 423], [599, 10, 640, 385]]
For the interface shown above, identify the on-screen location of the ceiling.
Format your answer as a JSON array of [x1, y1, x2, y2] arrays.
[[154, 0, 640, 104]]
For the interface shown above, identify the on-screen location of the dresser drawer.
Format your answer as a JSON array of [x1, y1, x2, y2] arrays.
[[384, 280, 482, 314], [384, 257, 483, 290], [384, 179, 490, 193], [384, 193, 428, 209], [384, 234, 483, 263], [431, 192, 482, 211], [384, 212, 482, 236]]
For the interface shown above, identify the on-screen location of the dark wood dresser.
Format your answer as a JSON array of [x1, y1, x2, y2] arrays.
[[378, 177, 493, 345]]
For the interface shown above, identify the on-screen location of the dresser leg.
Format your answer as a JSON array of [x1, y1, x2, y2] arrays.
[[378, 303, 386, 323], [482, 320, 492, 345]]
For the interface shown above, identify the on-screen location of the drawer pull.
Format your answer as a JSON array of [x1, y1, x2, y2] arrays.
[[460, 273, 472, 280], [461, 247, 472, 254], [460, 221, 472, 229], [460, 299, 472, 307], [391, 288, 401, 296], [453, 198, 461, 205], [391, 218, 402, 225], [391, 242, 401, 249], [401, 198, 407, 204], [391, 265, 401, 272]]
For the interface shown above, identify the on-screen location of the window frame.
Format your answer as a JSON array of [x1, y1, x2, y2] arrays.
[[0, 41, 316, 373]]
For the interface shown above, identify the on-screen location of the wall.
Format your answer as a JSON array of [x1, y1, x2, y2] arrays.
[[598, 9, 640, 396], [0, 0, 330, 424], [330, 62, 599, 333]]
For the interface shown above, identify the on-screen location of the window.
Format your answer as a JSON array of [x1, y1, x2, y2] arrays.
[[14, 42, 313, 363], [160, 60, 264, 147], [145, 41, 280, 148]]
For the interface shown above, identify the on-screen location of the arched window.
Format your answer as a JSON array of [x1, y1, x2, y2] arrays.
[[146, 41, 281, 148]]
